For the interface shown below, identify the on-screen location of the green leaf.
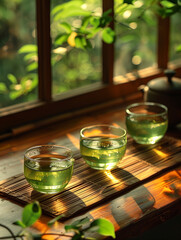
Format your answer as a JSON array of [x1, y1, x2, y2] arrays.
[[30, 74, 38, 89], [178, 0, 181, 6], [115, 3, 129, 15], [158, 7, 177, 17], [100, 16, 112, 28], [47, 214, 65, 227], [90, 17, 100, 28], [55, 34, 69, 45], [21, 77, 29, 88], [51, 0, 84, 16], [18, 44, 37, 54], [22, 201, 42, 227], [0, 82, 7, 92], [161, 1, 176, 8], [103, 9, 112, 17], [102, 27, 115, 44], [26, 62, 38, 72], [81, 16, 92, 29], [51, 4, 66, 16], [23, 52, 37, 62], [60, 22, 72, 33], [100, 9, 113, 27], [7, 74, 17, 84], [176, 44, 181, 52], [54, 8, 91, 20], [90, 218, 115, 238], [10, 91, 22, 100], [52, 0, 92, 20], [77, 28, 90, 35], [13, 220, 26, 228], [75, 36, 85, 49]]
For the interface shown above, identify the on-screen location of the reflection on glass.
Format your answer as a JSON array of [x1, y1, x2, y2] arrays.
[[0, 0, 38, 108], [114, 0, 157, 77], [170, 13, 181, 62], [51, 0, 102, 96]]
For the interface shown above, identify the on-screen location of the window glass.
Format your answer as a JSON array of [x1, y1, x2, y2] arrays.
[[170, 13, 181, 62], [0, 0, 38, 108], [51, 0, 102, 96], [114, 0, 157, 77]]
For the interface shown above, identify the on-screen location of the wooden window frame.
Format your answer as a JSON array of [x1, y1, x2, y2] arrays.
[[0, 0, 181, 137]]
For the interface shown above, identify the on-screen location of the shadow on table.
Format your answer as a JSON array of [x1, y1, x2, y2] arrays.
[[31, 188, 87, 219]]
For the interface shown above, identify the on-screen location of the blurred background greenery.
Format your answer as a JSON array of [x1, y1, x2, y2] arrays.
[[0, 0, 181, 108]]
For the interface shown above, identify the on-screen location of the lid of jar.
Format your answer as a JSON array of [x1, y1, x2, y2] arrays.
[[148, 69, 181, 95]]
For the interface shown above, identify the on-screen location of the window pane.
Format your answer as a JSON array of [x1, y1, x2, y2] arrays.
[[0, 0, 38, 108], [170, 13, 181, 62], [114, 0, 157, 77], [51, 0, 102, 96]]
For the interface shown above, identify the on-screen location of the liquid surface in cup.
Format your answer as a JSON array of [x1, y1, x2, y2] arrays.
[[126, 117, 168, 144], [24, 155, 73, 194], [80, 135, 126, 170]]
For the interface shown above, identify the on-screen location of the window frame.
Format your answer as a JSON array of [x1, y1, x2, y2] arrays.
[[0, 0, 181, 137]]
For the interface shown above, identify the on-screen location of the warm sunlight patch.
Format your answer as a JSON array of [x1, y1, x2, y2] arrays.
[[67, 133, 79, 149], [105, 170, 119, 184], [153, 148, 168, 158]]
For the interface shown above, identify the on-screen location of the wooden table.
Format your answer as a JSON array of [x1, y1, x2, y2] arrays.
[[0, 102, 181, 239]]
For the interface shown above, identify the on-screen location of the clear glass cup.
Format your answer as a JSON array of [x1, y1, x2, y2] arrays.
[[126, 102, 168, 144], [80, 125, 127, 170], [24, 145, 74, 194]]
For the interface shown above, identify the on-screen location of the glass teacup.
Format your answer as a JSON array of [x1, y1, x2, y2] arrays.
[[80, 125, 127, 170], [24, 145, 74, 194], [126, 102, 168, 144]]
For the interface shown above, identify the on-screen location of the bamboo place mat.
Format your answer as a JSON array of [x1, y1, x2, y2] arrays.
[[0, 135, 181, 219]]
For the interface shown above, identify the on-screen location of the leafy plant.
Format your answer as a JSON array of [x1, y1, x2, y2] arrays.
[[159, 0, 181, 17], [13, 201, 42, 229], [0, 201, 116, 240], [1, 0, 181, 104]]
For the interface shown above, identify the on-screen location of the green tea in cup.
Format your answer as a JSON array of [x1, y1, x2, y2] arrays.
[[80, 125, 127, 170], [24, 145, 74, 194], [126, 102, 168, 144]]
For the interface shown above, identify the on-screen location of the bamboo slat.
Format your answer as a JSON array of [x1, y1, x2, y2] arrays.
[[0, 136, 181, 219]]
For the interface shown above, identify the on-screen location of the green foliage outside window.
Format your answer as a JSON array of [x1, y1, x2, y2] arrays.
[[0, 0, 37, 107], [0, 0, 181, 107]]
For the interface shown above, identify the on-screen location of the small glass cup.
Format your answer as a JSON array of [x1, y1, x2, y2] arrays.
[[126, 102, 168, 144], [24, 145, 74, 194], [80, 125, 127, 170]]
